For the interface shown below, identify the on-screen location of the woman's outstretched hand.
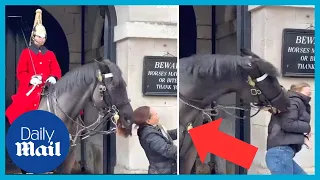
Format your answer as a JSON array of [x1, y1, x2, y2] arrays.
[[304, 137, 313, 150]]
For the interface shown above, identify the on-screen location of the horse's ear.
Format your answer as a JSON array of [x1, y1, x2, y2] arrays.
[[96, 69, 103, 82], [93, 58, 105, 64], [240, 48, 260, 58], [94, 58, 108, 72]]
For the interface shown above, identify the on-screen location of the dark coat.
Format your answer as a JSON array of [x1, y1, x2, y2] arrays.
[[137, 124, 177, 174], [267, 90, 311, 154]]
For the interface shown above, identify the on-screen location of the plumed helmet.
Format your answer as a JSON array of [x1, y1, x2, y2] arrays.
[[30, 9, 46, 45]]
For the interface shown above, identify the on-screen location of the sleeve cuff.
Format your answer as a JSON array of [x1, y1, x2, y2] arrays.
[[50, 76, 58, 81]]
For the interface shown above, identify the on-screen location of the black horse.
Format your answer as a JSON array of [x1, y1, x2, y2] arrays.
[[179, 49, 291, 174], [38, 59, 134, 174]]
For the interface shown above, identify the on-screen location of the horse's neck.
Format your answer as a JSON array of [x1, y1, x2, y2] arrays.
[[179, 84, 234, 129], [54, 86, 93, 119], [179, 101, 206, 127]]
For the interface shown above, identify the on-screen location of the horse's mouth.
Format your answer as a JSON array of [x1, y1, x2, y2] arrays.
[[116, 118, 133, 137], [120, 117, 132, 128]]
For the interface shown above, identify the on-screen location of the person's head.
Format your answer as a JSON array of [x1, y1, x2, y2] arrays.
[[33, 33, 46, 46], [290, 82, 312, 97], [31, 9, 47, 47], [133, 106, 159, 127]]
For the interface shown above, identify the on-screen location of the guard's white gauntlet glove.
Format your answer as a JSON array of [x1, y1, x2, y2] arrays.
[[30, 75, 42, 85], [46, 76, 57, 84]]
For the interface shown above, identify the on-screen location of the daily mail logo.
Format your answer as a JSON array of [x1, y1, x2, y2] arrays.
[[16, 127, 61, 157], [6, 110, 70, 174]]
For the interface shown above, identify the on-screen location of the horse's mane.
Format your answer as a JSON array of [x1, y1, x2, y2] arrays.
[[179, 53, 279, 81], [50, 59, 126, 97]]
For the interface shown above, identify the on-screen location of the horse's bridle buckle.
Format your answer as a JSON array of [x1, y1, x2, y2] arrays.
[[250, 88, 261, 96], [99, 85, 106, 92]]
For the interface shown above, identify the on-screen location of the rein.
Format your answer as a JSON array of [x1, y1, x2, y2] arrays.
[[42, 71, 129, 147], [179, 94, 261, 121], [179, 73, 270, 131]]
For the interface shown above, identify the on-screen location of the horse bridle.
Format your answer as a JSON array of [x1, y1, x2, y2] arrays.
[[43, 70, 131, 146], [179, 73, 273, 132], [178, 73, 275, 156], [75, 70, 131, 139]]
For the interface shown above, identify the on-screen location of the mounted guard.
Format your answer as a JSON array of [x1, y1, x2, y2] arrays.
[[5, 9, 62, 125]]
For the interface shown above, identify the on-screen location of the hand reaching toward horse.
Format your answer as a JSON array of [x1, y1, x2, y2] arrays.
[[304, 128, 313, 150], [304, 137, 313, 150], [265, 107, 281, 114], [307, 129, 313, 138]]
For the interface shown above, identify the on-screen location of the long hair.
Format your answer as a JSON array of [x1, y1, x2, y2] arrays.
[[133, 106, 150, 128]]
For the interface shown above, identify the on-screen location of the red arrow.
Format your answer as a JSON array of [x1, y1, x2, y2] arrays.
[[188, 118, 258, 169]]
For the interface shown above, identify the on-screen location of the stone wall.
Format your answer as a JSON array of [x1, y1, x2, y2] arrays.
[[84, 6, 105, 63], [192, 5, 212, 167], [248, 5, 315, 174], [40, 5, 178, 174], [41, 6, 82, 70], [113, 6, 178, 173], [193, 6, 212, 54], [192, 5, 239, 174], [191, 5, 315, 175], [41, 6, 106, 68], [41, 5, 91, 173], [212, 5, 238, 174]]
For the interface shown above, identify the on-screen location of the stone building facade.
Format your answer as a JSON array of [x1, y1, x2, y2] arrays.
[[248, 5, 314, 174], [39, 5, 178, 173], [186, 5, 314, 174]]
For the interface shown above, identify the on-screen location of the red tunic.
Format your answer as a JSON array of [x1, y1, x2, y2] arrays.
[[5, 45, 62, 124]]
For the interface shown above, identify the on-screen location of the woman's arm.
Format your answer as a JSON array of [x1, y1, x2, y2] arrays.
[[167, 129, 177, 140], [280, 100, 311, 134], [145, 132, 177, 160]]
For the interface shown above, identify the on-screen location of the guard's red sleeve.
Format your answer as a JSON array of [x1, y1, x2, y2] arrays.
[[49, 52, 62, 80], [16, 49, 32, 85]]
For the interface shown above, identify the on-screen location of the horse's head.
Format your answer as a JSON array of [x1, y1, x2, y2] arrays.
[[238, 48, 290, 113], [92, 59, 133, 137]]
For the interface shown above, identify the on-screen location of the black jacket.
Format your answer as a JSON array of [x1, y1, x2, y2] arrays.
[[137, 124, 177, 174], [267, 90, 311, 154]]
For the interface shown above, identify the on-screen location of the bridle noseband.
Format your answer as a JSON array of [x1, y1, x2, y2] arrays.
[[248, 74, 268, 96], [247, 73, 285, 115], [43, 70, 131, 147]]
